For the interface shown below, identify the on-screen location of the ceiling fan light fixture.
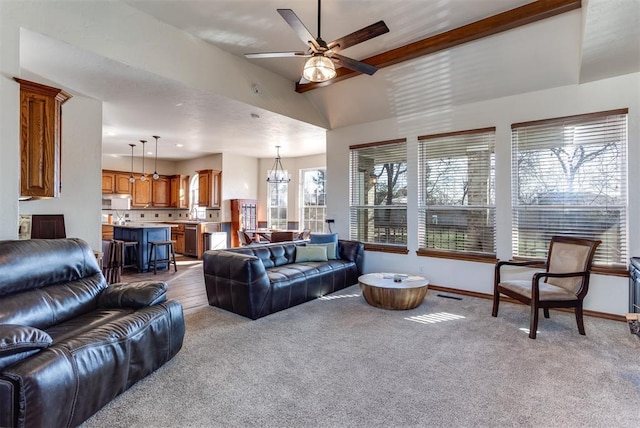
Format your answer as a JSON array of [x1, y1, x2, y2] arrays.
[[302, 55, 336, 83]]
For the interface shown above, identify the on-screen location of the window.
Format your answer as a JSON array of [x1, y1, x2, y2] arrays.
[[189, 173, 205, 219], [511, 109, 628, 266], [300, 168, 326, 233], [418, 128, 496, 257], [267, 174, 288, 230], [349, 139, 407, 248]]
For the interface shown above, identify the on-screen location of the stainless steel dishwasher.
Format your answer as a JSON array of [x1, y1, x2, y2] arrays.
[[184, 224, 198, 257]]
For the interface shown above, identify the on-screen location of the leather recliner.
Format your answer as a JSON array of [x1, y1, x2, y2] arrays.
[[0, 238, 185, 427]]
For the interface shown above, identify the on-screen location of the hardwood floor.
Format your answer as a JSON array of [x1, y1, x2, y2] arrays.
[[120, 256, 209, 314]]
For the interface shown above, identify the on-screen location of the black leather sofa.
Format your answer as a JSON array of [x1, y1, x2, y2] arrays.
[[203, 239, 364, 319], [0, 238, 185, 428]]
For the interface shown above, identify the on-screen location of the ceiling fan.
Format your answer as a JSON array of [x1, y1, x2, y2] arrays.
[[244, 0, 389, 84]]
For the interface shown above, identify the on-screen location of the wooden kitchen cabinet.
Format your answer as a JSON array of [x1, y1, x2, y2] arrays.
[[197, 169, 221, 208], [132, 178, 152, 207], [171, 223, 185, 254], [102, 224, 114, 240], [152, 176, 171, 207], [102, 171, 115, 193], [114, 173, 132, 194], [170, 174, 189, 208], [102, 171, 132, 194], [15, 78, 71, 198]]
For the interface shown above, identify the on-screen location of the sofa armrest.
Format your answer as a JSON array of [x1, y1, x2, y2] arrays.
[[202, 250, 271, 320], [0, 325, 52, 370], [338, 240, 365, 273], [98, 281, 168, 309]]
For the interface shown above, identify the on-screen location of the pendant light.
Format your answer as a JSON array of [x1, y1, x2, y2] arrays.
[[266, 145, 291, 183], [139, 139, 147, 181], [128, 143, 136, 183], [152, 135, 160, 180]]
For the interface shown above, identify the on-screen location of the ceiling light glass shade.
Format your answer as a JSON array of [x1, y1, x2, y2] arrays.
[[302, 55, 337, 83]]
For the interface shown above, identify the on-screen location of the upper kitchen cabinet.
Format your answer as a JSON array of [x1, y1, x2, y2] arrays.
[[15, 78, 71, 199], [132, 178, 152, 207], [102, 170, 132, 194], [197, 169, 221, 208], [152, 176, 171, 207], [170, 175, 189, 209]]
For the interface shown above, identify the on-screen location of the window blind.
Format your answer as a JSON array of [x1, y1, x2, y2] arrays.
[[418, 128, 496, 256], [511, 109, 628, 266], [349, 139, 407, 247]]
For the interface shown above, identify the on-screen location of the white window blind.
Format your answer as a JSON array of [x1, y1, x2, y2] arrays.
[[511, 109, 628, 266], [418, 128, 496, 256], [349, 139, 407, 247], [300, 168, 327, 233]]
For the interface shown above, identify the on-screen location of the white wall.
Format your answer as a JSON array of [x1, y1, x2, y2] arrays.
[[102, 155, 178, 177], [19, 95, 103, 250], [221, 153, 259, 223], [326, 73, 640, 316]]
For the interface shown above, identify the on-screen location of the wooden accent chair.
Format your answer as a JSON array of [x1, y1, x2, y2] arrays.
[[492, 236, 601, 339], [237, 230, 254, 246]]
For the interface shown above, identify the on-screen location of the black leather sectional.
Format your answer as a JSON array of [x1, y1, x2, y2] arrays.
[[203, 240, 364, 319], [0, 238, 185, 427]]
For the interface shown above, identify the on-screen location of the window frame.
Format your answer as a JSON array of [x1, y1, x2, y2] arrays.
[[417, 127, 497, 262], [511, 108, 629, 270], [349, 138, 408, 252], [299, 168, 327, 233], [267, 173, 288, 230]]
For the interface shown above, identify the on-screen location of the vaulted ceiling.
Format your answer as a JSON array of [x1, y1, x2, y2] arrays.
[[19, 0, 640, 160]]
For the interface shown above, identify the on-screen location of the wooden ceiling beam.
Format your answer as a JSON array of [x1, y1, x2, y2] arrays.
[[295, 0, 581, 93]]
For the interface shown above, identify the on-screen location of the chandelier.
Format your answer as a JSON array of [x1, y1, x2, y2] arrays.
[[267, 146, 290, 184]]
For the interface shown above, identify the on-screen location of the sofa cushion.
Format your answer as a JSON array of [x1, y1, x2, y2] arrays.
[[307, 242, 338, 260], [98, 281, 168, 309], [309, 233, 339, 258], [295, 246, 328, 262]]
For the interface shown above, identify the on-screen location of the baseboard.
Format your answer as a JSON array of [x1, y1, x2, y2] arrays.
[[428, 284, 626, 322]]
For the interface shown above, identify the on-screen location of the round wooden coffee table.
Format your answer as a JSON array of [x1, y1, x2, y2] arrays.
[[358, 273, 429, 310]]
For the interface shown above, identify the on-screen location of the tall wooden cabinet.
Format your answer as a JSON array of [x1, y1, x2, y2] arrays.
[[231, 199, 258, 247], [170, 175, 189, 208], [132, 179, 152, 207], [197, 169, 221, 208], [15, 78, 71, 198]]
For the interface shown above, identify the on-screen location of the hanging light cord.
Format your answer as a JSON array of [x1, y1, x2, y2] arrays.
[[128, 143, 136, 183], [152, 135, 160, 180], [139, 140, 147, 181]]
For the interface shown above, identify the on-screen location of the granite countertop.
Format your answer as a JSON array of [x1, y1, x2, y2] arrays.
[[109, 223, 178, 229]]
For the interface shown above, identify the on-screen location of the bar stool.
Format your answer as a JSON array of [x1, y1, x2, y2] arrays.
[[120, 240, 139, 272], [147, 240, 177, 274]]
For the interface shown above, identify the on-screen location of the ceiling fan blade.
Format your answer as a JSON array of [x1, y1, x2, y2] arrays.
[[331, 53, 378, 75], [277, 9, 321, 51], [328, 20, 389, 53], [245, 51, 308, 59]]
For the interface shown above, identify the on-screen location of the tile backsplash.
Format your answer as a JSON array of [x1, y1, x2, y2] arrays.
[[102, 209, 221, 223]]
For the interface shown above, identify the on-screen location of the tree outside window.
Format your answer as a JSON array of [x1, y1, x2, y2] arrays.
[[512, 110, 628, 266], [349, 139, 407, 247]]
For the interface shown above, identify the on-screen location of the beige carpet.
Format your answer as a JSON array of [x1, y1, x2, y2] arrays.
[[82, 286, 640, 427]]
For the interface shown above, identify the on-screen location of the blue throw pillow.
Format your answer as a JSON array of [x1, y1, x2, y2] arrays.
[[309, 233, 339, 258], [295, 245, 328, 262]]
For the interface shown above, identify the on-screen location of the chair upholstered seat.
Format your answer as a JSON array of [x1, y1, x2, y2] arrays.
[[492, 235, 601, 339], [498, 280, 576, 301]]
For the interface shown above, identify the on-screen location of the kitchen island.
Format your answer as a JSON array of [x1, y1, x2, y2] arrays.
[[112, 223, 175, 272]]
